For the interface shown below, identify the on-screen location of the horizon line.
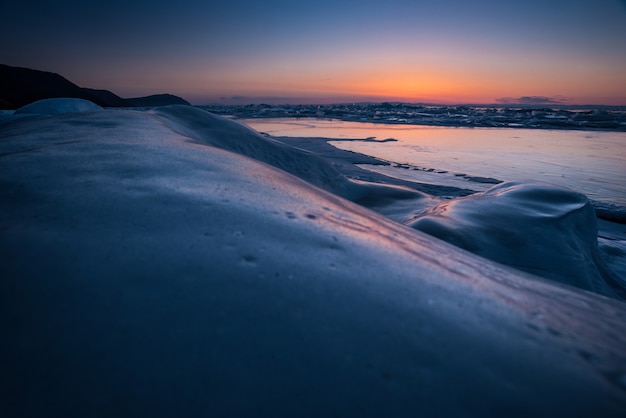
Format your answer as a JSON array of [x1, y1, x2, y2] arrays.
[[196, 100, 626, 109]]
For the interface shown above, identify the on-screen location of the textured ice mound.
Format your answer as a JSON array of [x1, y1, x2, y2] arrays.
[[407, 181, 624, 299], [15, 98, 102, 115], [152, 105, 433, 215]]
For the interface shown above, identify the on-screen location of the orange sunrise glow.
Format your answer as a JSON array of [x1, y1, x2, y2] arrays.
[[3, 0, 625, 105]]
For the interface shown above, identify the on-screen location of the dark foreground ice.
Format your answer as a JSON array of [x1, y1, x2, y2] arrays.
[[1, 100, 626, 417]]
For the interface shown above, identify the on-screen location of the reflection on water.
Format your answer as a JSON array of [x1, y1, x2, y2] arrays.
[[240, 118, 626, 206]]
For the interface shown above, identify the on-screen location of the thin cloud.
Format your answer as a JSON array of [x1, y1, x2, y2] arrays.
[[496, 96, 565, 105], [219, 96, 249, 101]]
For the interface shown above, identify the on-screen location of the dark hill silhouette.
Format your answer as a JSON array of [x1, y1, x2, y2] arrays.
[[0, 64, 104, 108], [127, 94, 191, 107], [0, 64, 190, 109], [82, 88, 129, 107]]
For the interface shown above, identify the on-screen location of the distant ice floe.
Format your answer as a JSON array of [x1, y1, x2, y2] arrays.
[[203, 102, 626, 131], [1, 102, 626, 416], [14, 97, 103, 115]]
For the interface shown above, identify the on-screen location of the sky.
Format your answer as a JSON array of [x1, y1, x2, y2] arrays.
[[2, 0, 626, 105]]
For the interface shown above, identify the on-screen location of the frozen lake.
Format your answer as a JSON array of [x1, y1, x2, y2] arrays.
[[240, 118, 626, 207]]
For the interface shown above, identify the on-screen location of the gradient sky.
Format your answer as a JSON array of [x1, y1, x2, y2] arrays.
[[2, 0, 626, 105]]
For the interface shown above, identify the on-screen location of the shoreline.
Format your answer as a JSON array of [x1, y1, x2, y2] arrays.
[[269, 134, 477, 198], [269, 133, 626, 221]]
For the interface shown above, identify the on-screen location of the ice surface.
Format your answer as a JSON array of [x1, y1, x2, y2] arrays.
[[2, 104, 626, 416], [14, 97, 103, 115], [239, 117, 626, 208]]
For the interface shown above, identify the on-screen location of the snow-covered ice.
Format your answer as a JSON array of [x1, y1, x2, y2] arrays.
[[13, 97, 103, 115], [407, 181, 625, 299], [1, 100, 626, 417]]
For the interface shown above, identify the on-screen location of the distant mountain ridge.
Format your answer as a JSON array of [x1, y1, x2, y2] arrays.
[[126, 94, 191, 107], [0, 64, 190, 109]]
